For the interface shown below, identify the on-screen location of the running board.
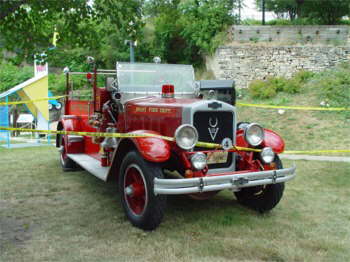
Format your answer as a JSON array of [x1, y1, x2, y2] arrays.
[[67, 154, 109, 181]]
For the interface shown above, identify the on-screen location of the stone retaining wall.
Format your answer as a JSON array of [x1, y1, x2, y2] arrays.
[[207, 26, 350, 89], [207, 45, 350, 89]]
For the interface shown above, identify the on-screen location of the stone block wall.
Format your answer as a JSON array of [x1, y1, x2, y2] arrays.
[[206, 26, 350, 89]]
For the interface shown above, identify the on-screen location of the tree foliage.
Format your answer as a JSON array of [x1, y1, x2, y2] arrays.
[[179, 0, 235, 54], [304, 0, 350, 25], [0, 0, 143, 62], [0, 0, 235, 67], [256, 0, 300, 20], [147, 0, 236, 65], [0, 62, 33, 93], [256, 0, 350, 24]]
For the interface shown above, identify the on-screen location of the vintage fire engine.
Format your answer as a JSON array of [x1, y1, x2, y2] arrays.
[[57, 59, 296, 230]]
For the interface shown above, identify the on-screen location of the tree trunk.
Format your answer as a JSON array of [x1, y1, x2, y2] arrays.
[[296, 0, 304, 18]]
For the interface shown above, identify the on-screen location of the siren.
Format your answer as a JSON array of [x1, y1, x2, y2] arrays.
[[161, 84, 175, 98]]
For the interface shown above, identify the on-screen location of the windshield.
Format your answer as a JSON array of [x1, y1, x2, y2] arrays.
[[116, 62, 195, 93]]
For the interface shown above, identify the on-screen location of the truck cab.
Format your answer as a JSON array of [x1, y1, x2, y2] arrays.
[[57, 61, 296, 230]]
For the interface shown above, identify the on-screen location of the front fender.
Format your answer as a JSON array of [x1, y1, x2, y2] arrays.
[[129, 130, 171, 163], [236, 128, 285, 154], [261, 129, 285, 154]]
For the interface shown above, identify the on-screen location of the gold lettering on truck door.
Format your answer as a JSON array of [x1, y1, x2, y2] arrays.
[[149, 108, 158, 113], [135, 107, 146, 112]]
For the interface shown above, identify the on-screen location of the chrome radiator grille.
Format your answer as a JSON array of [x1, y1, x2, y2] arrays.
[[193, 111, 234, 169]]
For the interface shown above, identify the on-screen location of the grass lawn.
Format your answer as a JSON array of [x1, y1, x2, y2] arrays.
[[1, 146, 349, 261]]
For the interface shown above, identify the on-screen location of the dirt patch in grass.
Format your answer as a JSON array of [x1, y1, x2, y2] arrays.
[[0, 205, 33, 252]]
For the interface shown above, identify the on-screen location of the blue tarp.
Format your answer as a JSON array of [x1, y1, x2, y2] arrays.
[[0, 104, 9, 143]]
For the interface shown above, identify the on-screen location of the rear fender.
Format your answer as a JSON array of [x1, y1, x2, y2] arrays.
[[56, 116, 84, 154]]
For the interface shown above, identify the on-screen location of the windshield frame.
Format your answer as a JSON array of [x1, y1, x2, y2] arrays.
[[116, 62, 196, 95]]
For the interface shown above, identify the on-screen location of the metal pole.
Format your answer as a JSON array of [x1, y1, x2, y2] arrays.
[[238, 0, 241, 24], [47, 121, 51, 145], [130, 41, 135, 63], [262, 0, 266, 25], [65, 73, 69, 115], [6, 96, 10, 148]]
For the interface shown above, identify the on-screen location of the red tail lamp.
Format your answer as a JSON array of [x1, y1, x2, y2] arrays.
[[162, 84, 175, 98]]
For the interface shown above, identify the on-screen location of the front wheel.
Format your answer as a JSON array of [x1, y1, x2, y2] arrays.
[[119, 151, 167, 230], [234, 156, 285, 213]]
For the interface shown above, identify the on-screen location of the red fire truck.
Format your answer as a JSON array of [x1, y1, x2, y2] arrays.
[[57, 60, 296, 230]]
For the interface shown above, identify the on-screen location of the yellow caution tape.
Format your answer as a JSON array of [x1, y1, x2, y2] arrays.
[[284, 149, 350, 154], [195, 141, 261, 152], [1, 127, 348, 154], [0, 126, 174, 140], [0, 96, 66, 106], [0, 126, 259, 152], [237, 102, 350, 111]]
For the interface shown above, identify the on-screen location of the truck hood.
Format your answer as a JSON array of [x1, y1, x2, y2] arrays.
[[124, 97, 203, 137]]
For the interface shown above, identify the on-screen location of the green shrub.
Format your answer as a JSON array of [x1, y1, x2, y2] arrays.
[[248, 79, 277, 99], [241, 19, 261, 25], [266, 76, 302, 94], [267, 77, 288, 92], [266, 18, 319, 25], [310, 69, 350, 109], [339, 19, 350, 25], [282, 78, 301, 94], [266, 19, 293, 25], [293, 70, 314, 84], [248, 74, 306, 99], [48, 73, 66, 95]]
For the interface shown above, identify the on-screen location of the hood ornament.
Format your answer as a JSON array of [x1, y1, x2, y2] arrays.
[[208, 117, 219, 141]]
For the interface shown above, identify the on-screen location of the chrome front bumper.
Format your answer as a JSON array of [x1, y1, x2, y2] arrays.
[[154, 166, 296, 195]]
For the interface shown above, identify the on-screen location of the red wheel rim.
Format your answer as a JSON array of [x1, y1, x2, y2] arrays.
[[124, 164, 147, 216]]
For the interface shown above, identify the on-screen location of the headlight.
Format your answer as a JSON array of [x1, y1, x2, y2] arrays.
[[260, 147, 275, 164], [244, 123, 264, 146], [175, 124, 198, 150], [191, 152, 207, 170]]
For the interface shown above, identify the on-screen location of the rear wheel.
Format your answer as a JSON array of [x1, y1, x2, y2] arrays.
[[234, 156, 285, 213], [58, 135, 77, 171], [119, 151, 166, 230]]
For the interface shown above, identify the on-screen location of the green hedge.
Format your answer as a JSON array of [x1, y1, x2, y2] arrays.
[[248, 71, 313, 99], [248, 65, 349, 113]]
